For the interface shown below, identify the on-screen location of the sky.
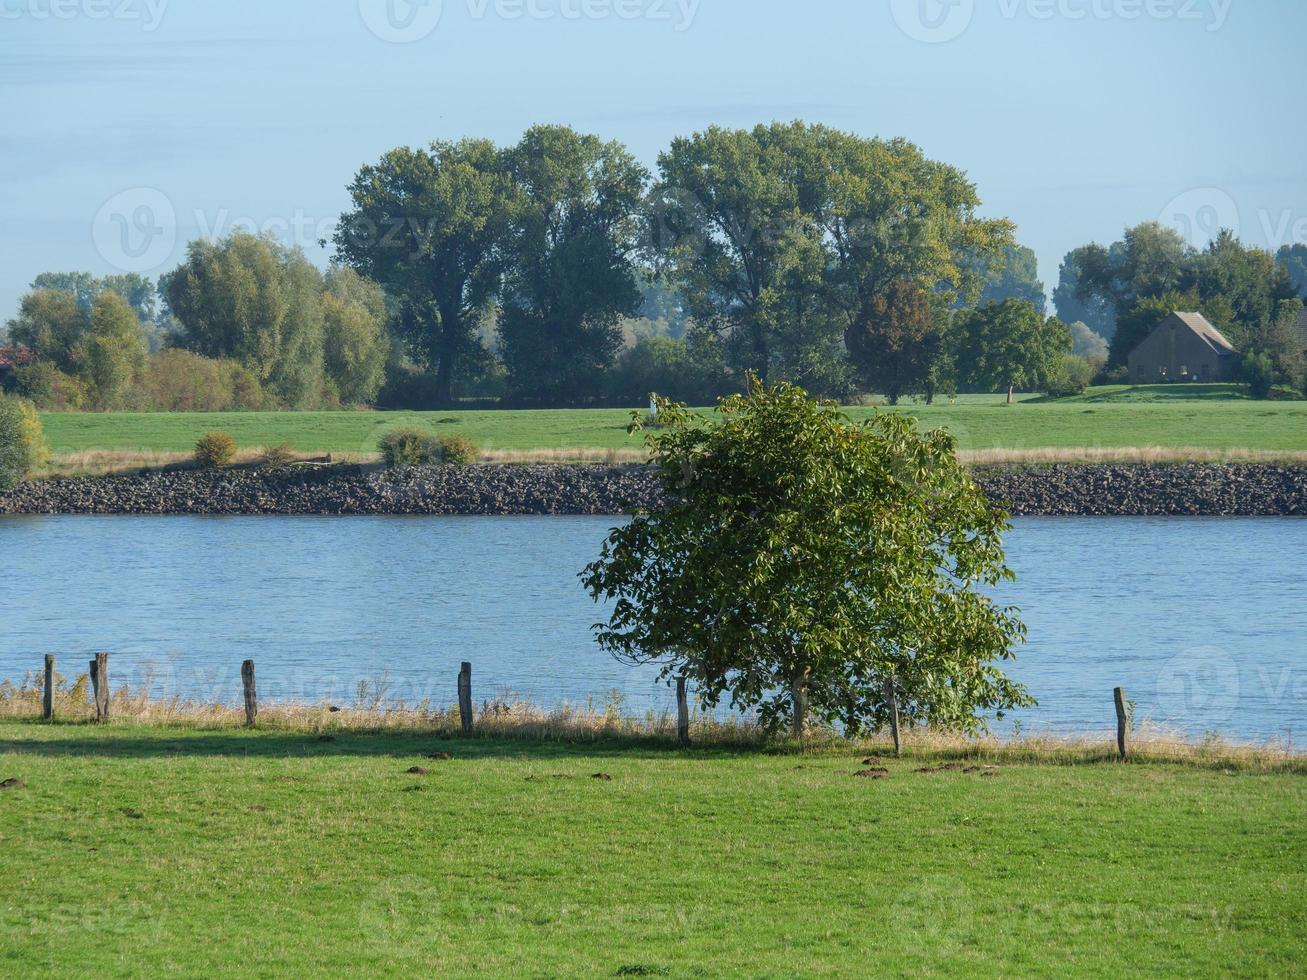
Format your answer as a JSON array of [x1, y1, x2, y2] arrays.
[[2, 0, 1305, 321]]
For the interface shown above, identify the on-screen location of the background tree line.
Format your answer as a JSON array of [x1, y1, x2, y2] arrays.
[[4, 122, 1305, 411]]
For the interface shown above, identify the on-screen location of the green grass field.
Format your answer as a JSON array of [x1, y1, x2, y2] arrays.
[[1, 722, 1304, 976], [35, 386, 1307, 457]]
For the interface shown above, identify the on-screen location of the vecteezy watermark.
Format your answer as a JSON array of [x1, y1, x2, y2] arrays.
[[0, 0, 170, 30], [1158, 187, 1307, 251], [892, 0, 1233, 43], [1155, 646, 1240, 727], [358, 0, 700, 43], [93, 187, 177, 274], [1157, 186, 1241, 249]]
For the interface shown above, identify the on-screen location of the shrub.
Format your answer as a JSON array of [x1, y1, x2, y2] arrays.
[[438, 434, 479, 466], [1241, 351, 1276, 400], [1046, 354, 1096, 398], [258, 443, 297, 469], [145, 351, 266, 412], [194, 431, 238, 469], [9, 361, 88, 410], [379, 427, 440, 468], [0, 395, 49, 490]]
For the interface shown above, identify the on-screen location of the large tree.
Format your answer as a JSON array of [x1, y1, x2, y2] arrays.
[[334, 140, 517, 406], [968, 244, 1046, 312], [322, 266, 389, 406], [498, 126, 647, 405], [1278, 244, 1307, 299], [582, 379, 1031, 738], [1052, 248, 1117, 340], [83, 291, 147, 409], [164, 232, 325, 408], [5, 289, 88, 374], [951, 299, 1072, 397], [1074, 222, 1192, 318]]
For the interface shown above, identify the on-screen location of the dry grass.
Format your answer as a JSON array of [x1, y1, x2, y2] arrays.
[[959, 446, 1307, 465], [3, 673, 1302, 773], [32, 444, 1307, 479]]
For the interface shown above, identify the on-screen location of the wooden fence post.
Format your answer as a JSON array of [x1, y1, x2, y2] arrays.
[[91, 652, 109, 722], [1114, 687, 1129, 760], [883, 676, 902, 757], [241, 660, 257, 728], [676, 676, 690, 748], [458, 662, 473, 737], [43, 655, 55, 721]]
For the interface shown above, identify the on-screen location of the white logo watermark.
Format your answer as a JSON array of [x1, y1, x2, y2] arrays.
[[360, 0, 700, 42], [1159, 187, 1307, 250], [0, 0, 169, 30], [92, 188, 177, 274], [894, 0, 1233, 43]]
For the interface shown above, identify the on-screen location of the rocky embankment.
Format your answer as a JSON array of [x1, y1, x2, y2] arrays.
[[1, 463, 1305, 517]]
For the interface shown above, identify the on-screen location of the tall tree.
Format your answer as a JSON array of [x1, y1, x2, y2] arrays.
[[335, 140, 517, 406], [968, 244, 1046, 312], [83, 291, 147, 408], [5, 289, 87, 374], [322, 266, 390, 406], [582, 379, 1031, 738], [164, 232, 325, 408], [951, 300, 1072, 397], [498, 126, 647, 405], [1052, 248, 1117, 339], [31, 271, 156, 322], [1278, 244, 1307, 299], [1072, 222, 1192, 320]]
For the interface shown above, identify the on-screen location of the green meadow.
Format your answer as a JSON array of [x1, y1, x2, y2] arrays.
[[0, 722, 1303, 977], [36, 387, 1307, 457]]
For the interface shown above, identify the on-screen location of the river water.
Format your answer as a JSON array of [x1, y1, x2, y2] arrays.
[[1, 515, 1303, 743]]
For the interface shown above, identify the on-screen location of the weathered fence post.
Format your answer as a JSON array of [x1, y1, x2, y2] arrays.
[[458, 662, 473, 737], [241, 660, 258, 728], [43, 655, 55, 721], [676, 676, 690, 748], [1114, 687, 1129, 760], [883, 676, 902, 757], [91, 652, 109, 722]]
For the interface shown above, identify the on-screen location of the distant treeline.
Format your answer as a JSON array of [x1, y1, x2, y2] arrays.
[[4, 122, 1306, 410]]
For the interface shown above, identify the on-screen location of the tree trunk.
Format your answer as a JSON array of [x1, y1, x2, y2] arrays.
[[432, 304, 462, 408], [1006, 385, 1014, 405], [791, 665, 810, 739]]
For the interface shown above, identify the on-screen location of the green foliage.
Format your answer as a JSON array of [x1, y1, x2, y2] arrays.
[[1046, 354, 1098, 398], [1241, 351, 1276, 399], [379, 427, 441, 467], [0, 395, 49, 489], [144, 350, 265, 412], [6, 289, 88, 374], [8, 361, 88, 410], [83, 291, 147, 409], [846, 280, 943, 404], [437, 433, 479, 465], [608, 335, 724, 406], [31, 271, 157, 322], [968, 243, 1047, 313], [1053, 248, 1117, 339], [322, 266, 389, 406], [951, 300, 1073, 394], [582, 378, 1032, 737], [194, 431, 237, 469], [498, 126, 647, 405], [651, 122, 1011, 387], [1278, 243, 1307, 298], [335, 139, 518, 406], [164, 232, 325, 408]]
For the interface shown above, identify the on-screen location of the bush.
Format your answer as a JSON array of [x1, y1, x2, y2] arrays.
[[0, 395, 49, 490], [194, 431, 238, 469], [1241, 351, 1276, 400], [1046, 354, 1097, 398], [379, 427, 440, 467], [258, 443, 297, 469], [438, 434, 479, 466], [145, 350, 265, 412], [9, 361, 88, 410]]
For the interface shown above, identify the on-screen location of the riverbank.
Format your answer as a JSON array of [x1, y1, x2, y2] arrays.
[[2, 462, 1307, 516], [1, 720, 1303, 976]]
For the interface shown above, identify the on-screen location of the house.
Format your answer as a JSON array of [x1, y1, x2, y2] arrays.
[[0, 346, 37, 387], [1127, 312, 1237, 383]]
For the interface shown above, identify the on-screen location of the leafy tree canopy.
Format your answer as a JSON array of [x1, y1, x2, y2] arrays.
[[951, 300, 1072, 394], [582, 378, 1032, 738]]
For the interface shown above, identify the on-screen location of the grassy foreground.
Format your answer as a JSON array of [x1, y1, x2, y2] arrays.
[[36, 387, 1307, 460], [1, 721, 1304, 977]]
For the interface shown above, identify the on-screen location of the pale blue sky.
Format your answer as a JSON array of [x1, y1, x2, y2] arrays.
[[2, 0, 1304, 319]]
